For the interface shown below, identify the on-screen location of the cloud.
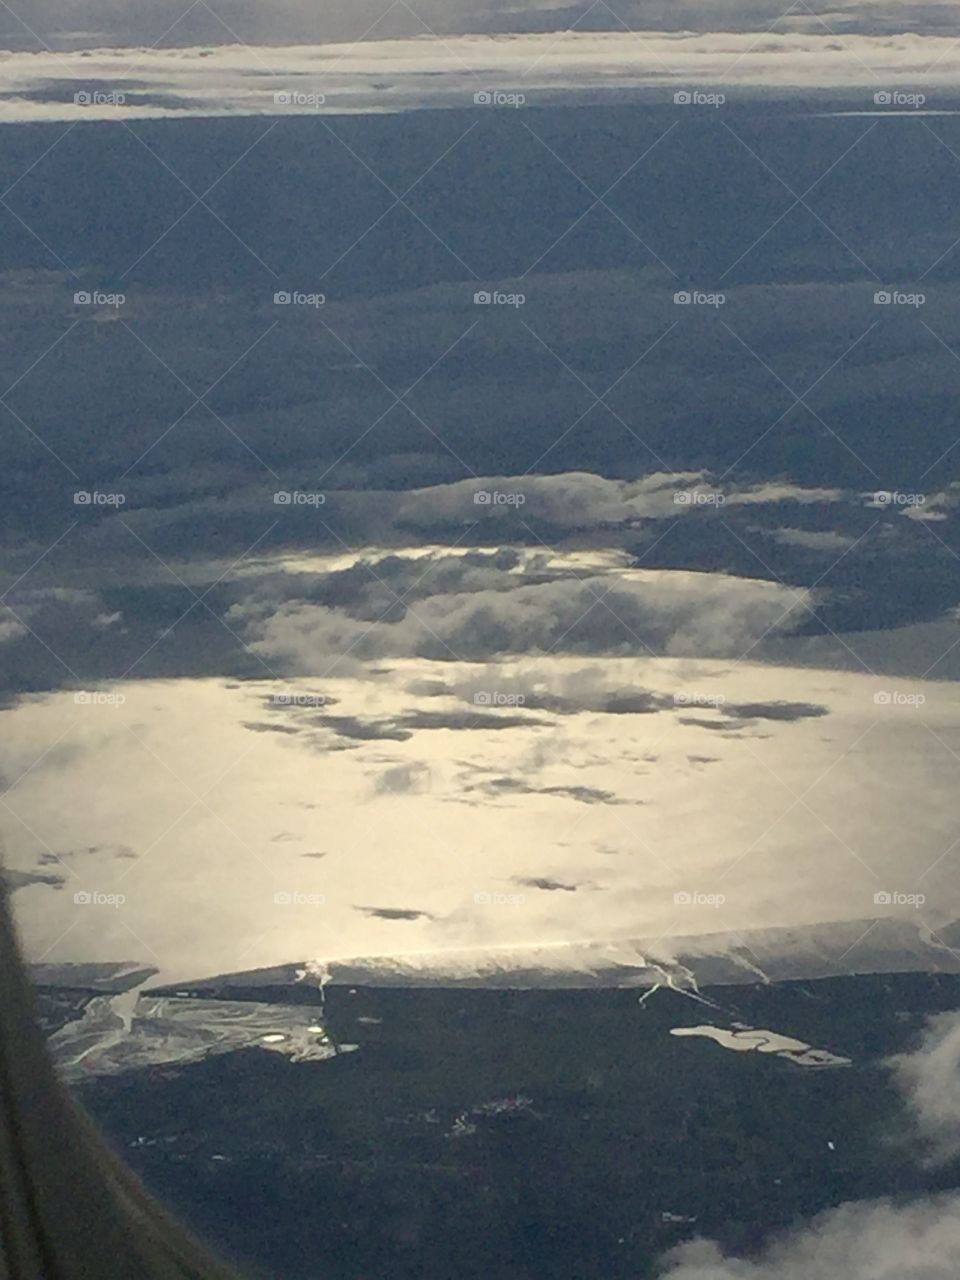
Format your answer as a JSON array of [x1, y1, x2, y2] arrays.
[[374, 762, 430, 795], [513, 876, 581, 891], [1, 867, 65, 892], [472, 777, 625, 804], [240, 565, 808, 668], [888, 1012, 960, 1165], [658, 1006, 960, 1279], [354, 905, 435, 921], [725, 700, 829, 721], [766, 528, 856, 551], [658, 1193, 960, 1279], [3, 26, 960, 121]]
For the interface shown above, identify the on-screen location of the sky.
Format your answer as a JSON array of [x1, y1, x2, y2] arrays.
[[2, 0, 960, 979], [2, 2, 960, 1272]]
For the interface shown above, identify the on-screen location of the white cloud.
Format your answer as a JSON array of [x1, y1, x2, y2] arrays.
[[2, 31, 960, 122], [660, 1193, 960, 1279], [889, 1012, 960, 1165], [238, 564, 808, 667]]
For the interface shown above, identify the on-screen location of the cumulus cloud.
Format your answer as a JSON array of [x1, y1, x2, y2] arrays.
[[237, 561, 808, 669], [659, 1193, 960, 1279], [888, 1012, 960, 1165]]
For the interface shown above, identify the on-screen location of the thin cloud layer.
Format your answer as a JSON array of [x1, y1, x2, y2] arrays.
[[2, 32, 960, 121]]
